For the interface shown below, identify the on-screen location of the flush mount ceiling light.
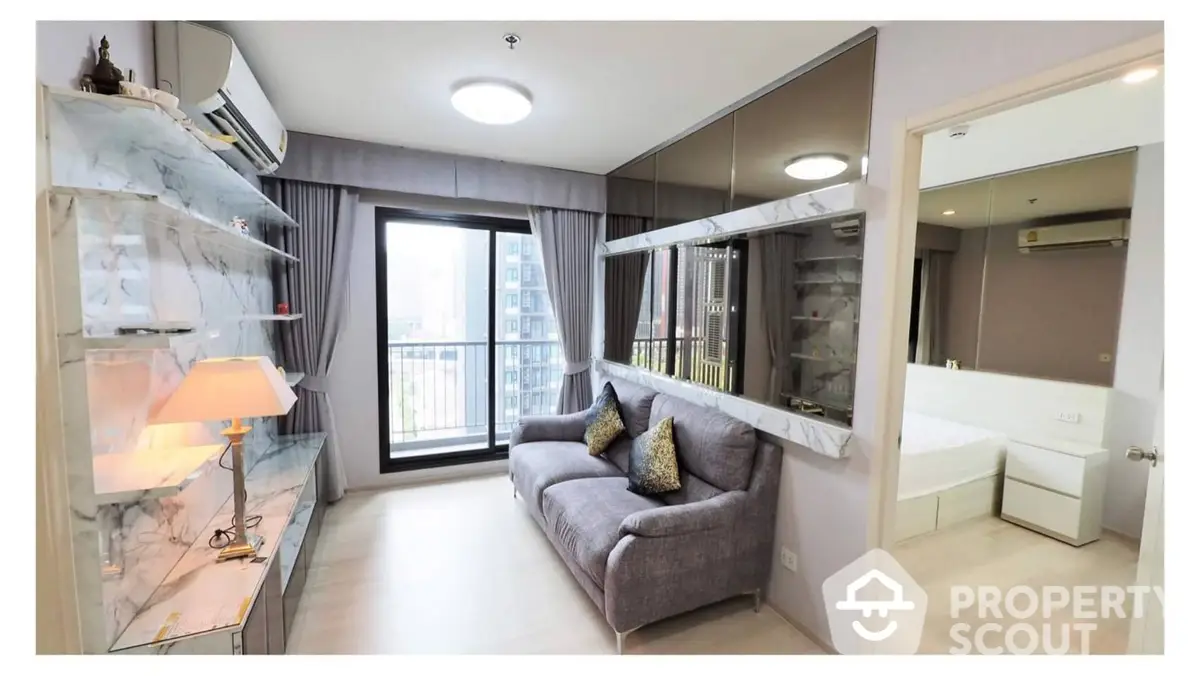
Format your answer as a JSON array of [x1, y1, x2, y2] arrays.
[[942, 209, 956, 216], [784, 154, 849, 181], [451, 81, 533, 125], [1122, 67, 1159, 84]]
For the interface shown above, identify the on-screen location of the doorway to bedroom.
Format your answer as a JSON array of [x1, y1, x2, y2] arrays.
[[881, 54, 1164, 654]]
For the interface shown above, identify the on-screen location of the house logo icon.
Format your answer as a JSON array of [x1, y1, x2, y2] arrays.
[[835, 569, 916, 641], [822, 549, 928, 654]]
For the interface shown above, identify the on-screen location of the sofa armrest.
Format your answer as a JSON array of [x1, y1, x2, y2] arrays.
[[619, 491, 746, 538], [509, 409, 590, 447]]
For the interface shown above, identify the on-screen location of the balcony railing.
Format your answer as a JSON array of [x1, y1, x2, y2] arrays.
[[631, 336, 730, 392], [385, 340, 563, 456]]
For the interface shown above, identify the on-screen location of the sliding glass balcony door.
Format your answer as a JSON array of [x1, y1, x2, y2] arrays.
[[376, 208, 563, 471]]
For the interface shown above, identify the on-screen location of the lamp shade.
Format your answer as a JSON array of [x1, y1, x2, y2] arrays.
[[153, 357, 297, 424]]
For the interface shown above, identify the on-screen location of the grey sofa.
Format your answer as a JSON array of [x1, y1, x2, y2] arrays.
[[508, 377, 782, 653]]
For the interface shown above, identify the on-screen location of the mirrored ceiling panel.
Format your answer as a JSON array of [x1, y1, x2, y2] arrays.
[[732, 37, 876, 209]]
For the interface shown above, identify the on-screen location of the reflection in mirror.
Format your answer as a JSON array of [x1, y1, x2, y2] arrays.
[[908, 150, 1135, 387], [655, 114, 734, 229], [741, 218, 863, 426], [606, 155, 655, 241], [673, 240, 745, 393], [603, 246, 672, 373], [732, 37, 876, 209]]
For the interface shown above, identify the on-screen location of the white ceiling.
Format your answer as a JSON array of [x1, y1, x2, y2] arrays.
[[216, 21, 873, 175], [919, 70, 1163, 189]]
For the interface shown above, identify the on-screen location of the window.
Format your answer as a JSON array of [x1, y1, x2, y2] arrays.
[[521, 291, 531, 309], [522, 265, 533, 282], [508, 242, 520, 255], [506, 268, 518, 282], [506, 294, 518, 308], [505, 320, 518, 333]]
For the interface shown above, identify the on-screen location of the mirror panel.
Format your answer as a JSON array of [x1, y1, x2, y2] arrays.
[[655, 114, 734, 229], [732, 38, 875, 209], [908, 151, 1135, 387]]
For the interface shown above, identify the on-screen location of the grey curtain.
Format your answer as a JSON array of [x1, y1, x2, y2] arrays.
[[916, 249, 949, 366], [602, 215, 650, 363], [264, 178, 357, 502], [761, 233, 798, 403], [528, 207, 601, 414]]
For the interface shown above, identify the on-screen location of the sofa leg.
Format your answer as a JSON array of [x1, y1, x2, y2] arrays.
[[753, 588, 762, 613], [615, 629, 630, 655]]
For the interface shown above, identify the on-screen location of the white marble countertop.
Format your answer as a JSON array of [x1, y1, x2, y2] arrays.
[[109, 433, 325, 652], [597, 360, 853, 459]]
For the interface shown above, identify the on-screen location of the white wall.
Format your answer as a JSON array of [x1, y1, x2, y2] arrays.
[[1102, 142, 1164, 538], [756, 20, 1165, 645], [36, 21, 155, 89], [329, 190, 526, 490]]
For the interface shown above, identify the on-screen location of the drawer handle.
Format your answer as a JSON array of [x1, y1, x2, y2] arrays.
[[1125, 446, 1159, 467]]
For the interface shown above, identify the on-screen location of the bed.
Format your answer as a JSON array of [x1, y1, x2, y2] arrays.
[[894, 411, 1008, 542]]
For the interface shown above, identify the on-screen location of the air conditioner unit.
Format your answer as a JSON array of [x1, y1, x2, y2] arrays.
[[1018, 220, 1129, 253], [154, 22, 287, 174], [831, 218, 862, 239]]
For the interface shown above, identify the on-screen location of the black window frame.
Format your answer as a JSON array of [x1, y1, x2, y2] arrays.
[[375, 206, 533, 474]]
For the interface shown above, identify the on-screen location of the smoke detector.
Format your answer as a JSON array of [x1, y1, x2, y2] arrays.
[[948, 125, 970, 139]]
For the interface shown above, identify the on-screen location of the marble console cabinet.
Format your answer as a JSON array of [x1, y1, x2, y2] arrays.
[[111, 434, 326, 654]]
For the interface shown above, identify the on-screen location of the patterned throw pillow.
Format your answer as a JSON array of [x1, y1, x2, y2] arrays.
[[627, 417, 682, 496], [584, 381, 626, 456]]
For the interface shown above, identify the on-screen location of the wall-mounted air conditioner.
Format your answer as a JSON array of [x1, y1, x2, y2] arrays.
[[831, 218, 862, 239], [1018, 219, 1129, 253], [154, 21, 287, 175]]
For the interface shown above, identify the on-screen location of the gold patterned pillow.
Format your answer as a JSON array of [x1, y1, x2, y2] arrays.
[[584, 382, 626, 456], [627, 417, 681, 496]]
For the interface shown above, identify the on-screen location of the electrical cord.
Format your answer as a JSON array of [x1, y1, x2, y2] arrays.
[[207, 440, 263, 551]]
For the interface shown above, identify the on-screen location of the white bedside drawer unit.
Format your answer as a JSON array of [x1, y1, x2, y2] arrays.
[[1001, 440, 1108, 546]]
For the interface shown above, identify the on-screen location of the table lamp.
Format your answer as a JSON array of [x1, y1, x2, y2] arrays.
[[153, 356, 297, 561]]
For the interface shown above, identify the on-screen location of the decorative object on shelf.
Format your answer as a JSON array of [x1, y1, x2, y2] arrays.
[[276, 302, 289, 315], [152, 356, 297, 562], [945, 359, 962, 370], [89, 35, 125, 95], [231, 217, 249, 235]]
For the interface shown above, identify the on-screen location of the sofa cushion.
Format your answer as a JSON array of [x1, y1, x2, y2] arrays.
[[603, 436, 633, 474], [542, 477, 662, 589], [627, 417, 682, 496], [649, 395, 758, 492], [584, 381, 626, 456], [509, 441, 624, 519], [604, 378, 657, 438]]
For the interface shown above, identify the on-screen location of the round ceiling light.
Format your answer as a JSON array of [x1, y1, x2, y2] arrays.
[[451, 81, 532, 125], [784, 154, 849, 181], [1121, 67, 1159, 84]]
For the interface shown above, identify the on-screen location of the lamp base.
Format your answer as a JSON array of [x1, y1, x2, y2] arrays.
[[217, 534, 263, 562]]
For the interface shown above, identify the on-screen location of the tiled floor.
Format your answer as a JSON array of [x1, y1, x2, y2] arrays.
[[893, 516, 1140, 655], [287, 474, 824, 654]]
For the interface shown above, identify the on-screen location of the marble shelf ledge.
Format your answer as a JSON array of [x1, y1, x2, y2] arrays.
[[596, 360, 852, 459], [601, 182, 880, 256], [59, 328, 221, 358], [52, 188, 299, 263], [46, 88, 299, 229], [93, 444, 226, 504], [110, 433, 326, 653]]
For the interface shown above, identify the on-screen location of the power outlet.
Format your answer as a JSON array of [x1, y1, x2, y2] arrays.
[[1056, 412, 1081, 424], [780, 547, 798, 572]]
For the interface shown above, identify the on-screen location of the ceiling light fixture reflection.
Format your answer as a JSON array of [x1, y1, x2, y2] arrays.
[[451, 81, 533, 125], [784, 154, 849, 181], [942, 210, 956, 216]]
